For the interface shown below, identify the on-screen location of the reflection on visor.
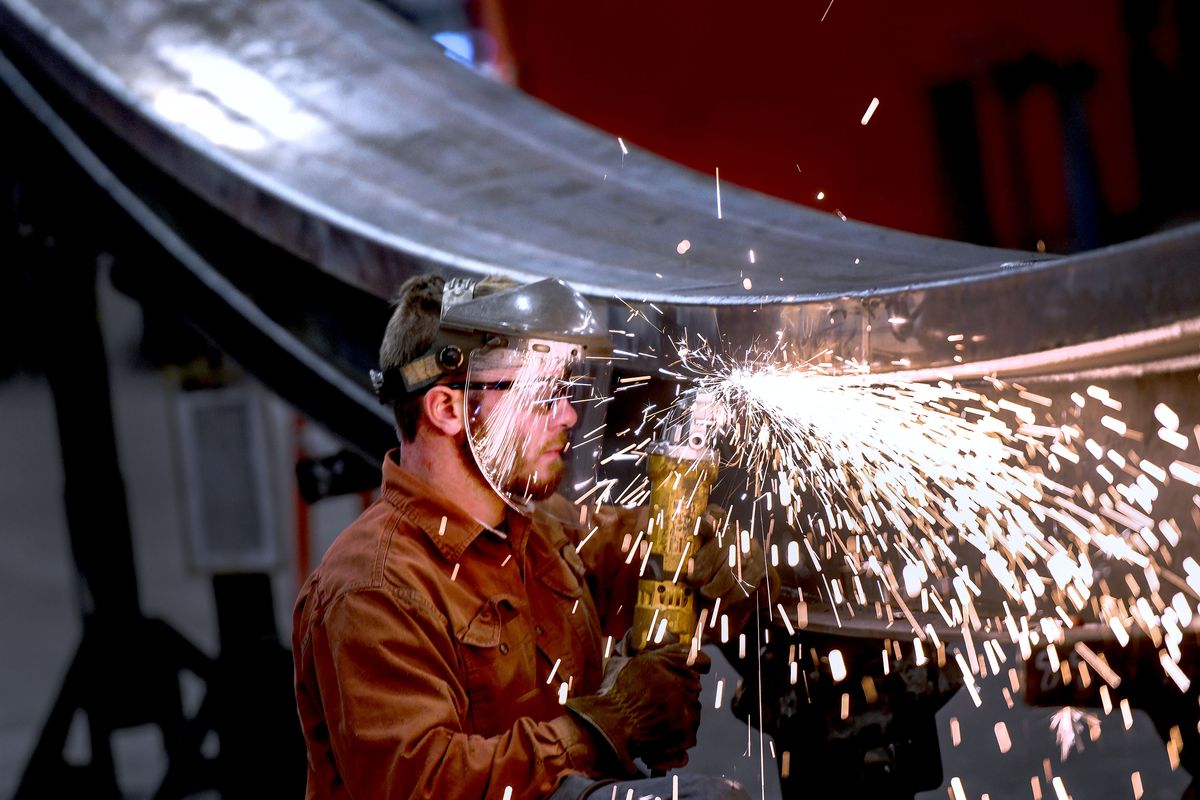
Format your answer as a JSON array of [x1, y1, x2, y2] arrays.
[[463, 344, 605, 513]]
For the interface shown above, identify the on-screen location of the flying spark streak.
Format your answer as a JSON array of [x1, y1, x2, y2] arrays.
[[1169, 460, 1200, 486], [995, 722, 1012, 753], [1160, 428, 1190, 448], [1159, 650, 1191, 692], [1073, 642, 1121, 688], [861, 97, 880, 125], [1156, 403, 1180, 430], [715, 167, 722, 219], [829, 648, 847, 681]]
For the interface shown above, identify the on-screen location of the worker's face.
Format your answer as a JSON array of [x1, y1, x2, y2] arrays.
[[470, 374, 579, 501], [463, 350, 587, 509]]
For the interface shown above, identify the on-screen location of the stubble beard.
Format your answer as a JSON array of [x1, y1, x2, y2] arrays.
[[462, 428, 567, 504]]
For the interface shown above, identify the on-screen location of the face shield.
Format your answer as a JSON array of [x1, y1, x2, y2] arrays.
[[461, 337, 607, 514], [373, 277, 613, 516]]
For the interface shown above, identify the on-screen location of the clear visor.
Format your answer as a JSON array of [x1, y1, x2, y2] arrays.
[[463, 340, 607, 515]]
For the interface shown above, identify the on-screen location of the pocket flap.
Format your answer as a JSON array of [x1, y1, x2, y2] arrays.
[[533, 553, 584, 599], [455, 598, 507, 647]]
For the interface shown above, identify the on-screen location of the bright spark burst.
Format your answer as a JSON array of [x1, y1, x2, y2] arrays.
[[568, 307, 1198, 800], [621, 338, 1200, 697], [1049, 707, 1099, 761]]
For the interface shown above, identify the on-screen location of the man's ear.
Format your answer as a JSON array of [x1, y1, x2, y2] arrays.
[[422, 385, 464, 437]]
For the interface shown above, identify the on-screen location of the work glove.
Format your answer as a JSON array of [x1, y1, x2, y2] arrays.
[[688, 504, 778, 635], [565, 642, 710, 775]]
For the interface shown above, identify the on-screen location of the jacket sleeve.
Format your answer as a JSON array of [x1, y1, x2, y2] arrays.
[[306, 586, 600, 799]]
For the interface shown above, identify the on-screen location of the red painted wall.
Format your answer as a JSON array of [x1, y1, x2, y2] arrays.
[[482, 0, 1146, 249]]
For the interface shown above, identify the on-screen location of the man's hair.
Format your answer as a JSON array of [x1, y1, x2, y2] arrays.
[[380, 273, 517, 442]]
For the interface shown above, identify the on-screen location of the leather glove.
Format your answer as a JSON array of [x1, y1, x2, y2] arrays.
[[566, 643, 710, 775], [689, 504, 778, 633]]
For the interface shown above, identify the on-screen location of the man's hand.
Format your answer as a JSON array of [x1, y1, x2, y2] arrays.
[[689, 504, 777, 632], [565, 643, 710, 775]]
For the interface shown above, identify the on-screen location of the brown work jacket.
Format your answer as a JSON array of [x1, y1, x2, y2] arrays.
[[293, 450, 641, 799]]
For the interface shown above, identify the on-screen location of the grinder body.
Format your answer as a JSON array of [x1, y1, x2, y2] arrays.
[[630, 390, 721, 650]]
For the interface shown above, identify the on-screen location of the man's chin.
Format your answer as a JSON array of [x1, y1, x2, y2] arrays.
[[509, 461, 564, 502]]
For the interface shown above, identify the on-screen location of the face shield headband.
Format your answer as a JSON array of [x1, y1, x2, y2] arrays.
[[371, 277, 612, 405]]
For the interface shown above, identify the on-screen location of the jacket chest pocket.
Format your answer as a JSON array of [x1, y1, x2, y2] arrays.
[[454, 596, 539, 736], [530, 547, 604, 693]]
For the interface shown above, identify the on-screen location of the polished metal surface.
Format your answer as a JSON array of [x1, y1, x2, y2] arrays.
[[0, 0, 1040, 304]]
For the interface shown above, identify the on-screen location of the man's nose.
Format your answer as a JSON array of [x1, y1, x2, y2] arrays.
[[553, 395, 578, 428]]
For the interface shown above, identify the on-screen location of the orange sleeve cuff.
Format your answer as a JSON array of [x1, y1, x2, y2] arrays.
[[547, 714, 602, 775]]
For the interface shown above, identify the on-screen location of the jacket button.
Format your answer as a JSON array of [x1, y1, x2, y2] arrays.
[[499, 642, 509, 654], [534, 625, 544, 636]]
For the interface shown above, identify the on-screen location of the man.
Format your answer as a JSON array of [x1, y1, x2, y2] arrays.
[[292, 274, 757, 799]]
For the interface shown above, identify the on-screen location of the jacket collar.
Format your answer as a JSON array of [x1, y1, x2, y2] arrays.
[[380, 449, 529, 563]]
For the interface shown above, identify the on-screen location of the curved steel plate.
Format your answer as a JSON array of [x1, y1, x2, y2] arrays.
[[2, 0, 1038, 308], [2, 0, 1195, 379]]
